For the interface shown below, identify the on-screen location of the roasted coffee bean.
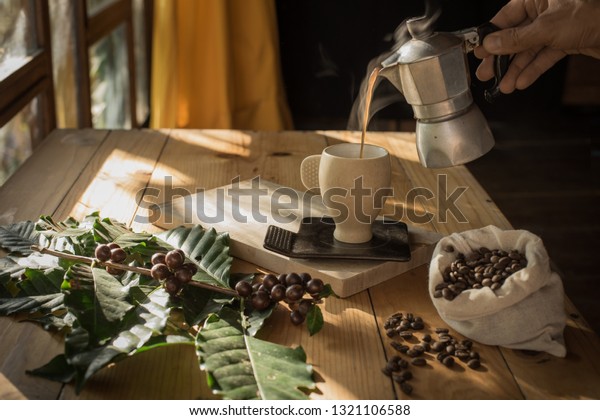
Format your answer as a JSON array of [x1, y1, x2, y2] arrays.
[[411, 357, 427, 366], [381, 366, 393, 377], [390, 342, 409, 353], [386, 360, 401, 372], [441, 288, 455, 300], [421, 341, 431, 352], [432, 341, 446, 352], [436, 352, 448, 362], [398, 358, 409, 369], [422, 334, 432, 342], [455, 350, 470, 361], [433, 248, 527, 298], [399, 331, 413, 339], [400, 381, 413, 395], [435, 327, 449, 334], [411, 321, 425, 330], [393, 369, 412, 382], [469, 351, 480, 360], [442, 355, 455, 367], [467, 358, 481, 369], [438, 334, 453, 343], [406, 348, 421, 358], [445, 345, 456, 355], [412, 344, 426, 354]]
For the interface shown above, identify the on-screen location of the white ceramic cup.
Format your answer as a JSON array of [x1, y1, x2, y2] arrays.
[[300, 143, 392, 243]]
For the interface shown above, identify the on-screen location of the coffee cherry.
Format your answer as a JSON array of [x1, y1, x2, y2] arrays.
[[175, 267, 193, 284], [286, 284, 304, 302], [165, 250, 184, 269], [297, 299, 313, 316], [182, 262, 198, 275], [151, 263, 170, 280], [262, 273, 279, 290], [151, 252, 166, 265], [235, 281, 253, 298], [277, 273, 287, 285], [285, 273, 303, 287], [290, 310, 305, 325], [164, 276, 180, 295], [110, 247, 127, 263], [95, 244, 112, 262], [299, 272, 312, 285], [106, 266, 125, 276], [251, 291, 271, 311], [270, 284, 286, 302], [306, 278, 324, 295], [107, 243, 120, 250]]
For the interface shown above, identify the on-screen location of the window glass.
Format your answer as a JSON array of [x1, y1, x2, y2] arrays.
[[133, 0, 149, 126], [0, 0, 38, 82], [0, 97, 40, 185], [49, 0, 79, 127], [89, 24, 131, 128], [86, 0, 118, 16]]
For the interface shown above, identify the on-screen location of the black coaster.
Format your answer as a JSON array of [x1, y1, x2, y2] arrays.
[[263, 217, 411, 262]]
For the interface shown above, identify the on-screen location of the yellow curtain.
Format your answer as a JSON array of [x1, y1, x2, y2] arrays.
[[151, 0, 293, 130]]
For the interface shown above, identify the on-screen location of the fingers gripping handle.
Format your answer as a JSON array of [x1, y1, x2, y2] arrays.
[[300, 155, 321, 193], [478, 22, 511, 102]]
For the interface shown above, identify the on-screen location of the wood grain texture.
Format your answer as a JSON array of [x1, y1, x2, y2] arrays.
[[0, 129, 107, 399], [1, 129, 598, 400], [153, 179, 441, 297]]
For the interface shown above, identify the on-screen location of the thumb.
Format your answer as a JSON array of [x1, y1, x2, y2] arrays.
[[483, 22, 548, 55]]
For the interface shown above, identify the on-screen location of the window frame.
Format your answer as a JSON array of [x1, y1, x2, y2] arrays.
[[0, 0, 56, 146]]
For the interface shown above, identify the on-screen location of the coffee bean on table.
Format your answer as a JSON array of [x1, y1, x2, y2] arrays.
[[442, 355, 455, 367], [400, 382, 413, 395], [411, 357, 427, 366], [434, 248, 527, 299], [467, 358, 481, 369]]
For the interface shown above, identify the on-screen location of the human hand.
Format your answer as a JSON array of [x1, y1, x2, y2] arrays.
[[475, 0, 600, 93]]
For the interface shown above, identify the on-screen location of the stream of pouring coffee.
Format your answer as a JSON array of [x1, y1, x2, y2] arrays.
[[360, 66, 382, 159], [349, 0, 441, 136]]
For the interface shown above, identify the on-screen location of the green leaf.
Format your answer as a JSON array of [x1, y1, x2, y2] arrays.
[[63, 265, 134, 345], [0, 267, 66, 316], [27, 354, 76, 383], [92, 218, 131, 243], [35, 215, 97, 256], [158, 225, 233, 289], [0, 294, 63, 316], [63, 288, 188, 393], [0, 221, 39, 254], [195, 308, 314, 400], [306, 305, 324, 336]]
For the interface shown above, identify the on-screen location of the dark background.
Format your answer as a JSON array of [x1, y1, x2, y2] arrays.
[[275, 0, 600, 334], [275, 0, 568, 126]]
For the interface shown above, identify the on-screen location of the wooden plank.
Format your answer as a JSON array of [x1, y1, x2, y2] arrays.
[[131, 130, 395, 399], [54, 129, 183, 399], [370, 266, 524, 399], [0, 129, 108, 222], [153, 179, 440, 297], [0, 129, 108, 400], [336, 130, 600, 399], [51, 129, 167, 222]]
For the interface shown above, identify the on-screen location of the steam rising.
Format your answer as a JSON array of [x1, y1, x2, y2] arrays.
[[347, 0, 442, 130]]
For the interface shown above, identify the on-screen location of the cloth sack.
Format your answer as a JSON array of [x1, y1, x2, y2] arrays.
[[428, 225, 567, 357]]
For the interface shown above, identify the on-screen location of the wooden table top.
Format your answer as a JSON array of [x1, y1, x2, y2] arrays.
[[0, 128, 598, 400]]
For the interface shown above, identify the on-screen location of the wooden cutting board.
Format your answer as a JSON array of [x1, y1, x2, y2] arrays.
[[152, 178, 441, 297]]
